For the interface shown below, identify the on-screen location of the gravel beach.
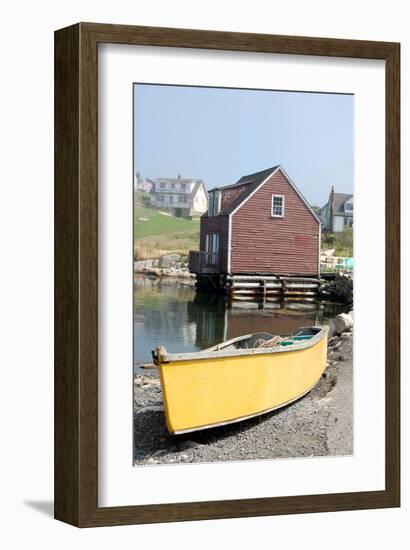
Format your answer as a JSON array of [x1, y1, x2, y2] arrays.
[[133, 332, 353, 465]]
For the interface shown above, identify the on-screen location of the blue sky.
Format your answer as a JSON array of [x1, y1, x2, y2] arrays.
[[133, 84, 353, 206]]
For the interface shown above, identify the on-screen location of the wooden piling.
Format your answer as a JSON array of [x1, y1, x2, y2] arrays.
[[226, 274, 322, 304]]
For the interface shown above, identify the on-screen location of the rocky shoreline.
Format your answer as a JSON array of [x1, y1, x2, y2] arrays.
[[133, 323, 353, 465], [134, 253, 196, 282], [321, 273, 353, 306]]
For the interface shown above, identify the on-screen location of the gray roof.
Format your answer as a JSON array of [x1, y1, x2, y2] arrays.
[[203, 165, 320, 224], [318, 203, 328, 215], [333, 192, 353, 217], [223, 166, 280, 215], [205, 166, 279, 216], [209, 167, 277, 193]]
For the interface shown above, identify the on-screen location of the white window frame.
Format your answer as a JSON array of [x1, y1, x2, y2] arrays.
[[214, 190, 221, 215], [205, 232, 220, 252], [208, 192, 214, 216], [208, 190, 221, 216], [205, 232, 219, 266], [271, 194, 285, 218]]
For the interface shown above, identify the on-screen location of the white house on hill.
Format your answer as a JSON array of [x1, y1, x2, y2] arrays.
[[150, 176, 208, 218], [319, 186, 353, 232]]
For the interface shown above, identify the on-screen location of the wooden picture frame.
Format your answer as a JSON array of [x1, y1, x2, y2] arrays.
[[54, 22, 400, 527]]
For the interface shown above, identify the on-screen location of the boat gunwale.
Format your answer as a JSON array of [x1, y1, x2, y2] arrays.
[[158, 325, 328, 363]]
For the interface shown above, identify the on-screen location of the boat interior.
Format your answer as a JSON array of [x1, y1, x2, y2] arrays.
[[153, 326, 325, 364], [214, 327, 322, 352]]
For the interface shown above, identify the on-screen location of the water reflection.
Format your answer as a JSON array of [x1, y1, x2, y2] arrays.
[[134, 276, 348, 364]]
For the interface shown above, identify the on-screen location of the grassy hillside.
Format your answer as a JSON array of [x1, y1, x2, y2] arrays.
[[134, 205, 200, 260], [134, 206, 199, 237]]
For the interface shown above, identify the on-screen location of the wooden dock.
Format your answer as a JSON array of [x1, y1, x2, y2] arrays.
[[226, 275, 322, 304]]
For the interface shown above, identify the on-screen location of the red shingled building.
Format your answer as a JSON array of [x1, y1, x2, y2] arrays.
[[189, 165, 321, 278]]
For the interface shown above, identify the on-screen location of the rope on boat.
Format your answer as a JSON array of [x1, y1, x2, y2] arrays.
[[254, 335, 292, 348]]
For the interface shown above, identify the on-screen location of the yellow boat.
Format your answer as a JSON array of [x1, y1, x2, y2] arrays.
[[153, 325, 328, 434]]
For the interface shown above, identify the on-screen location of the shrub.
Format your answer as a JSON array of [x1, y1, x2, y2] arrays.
[[334, 227, 353, 257], [134, 189, 151, 207]]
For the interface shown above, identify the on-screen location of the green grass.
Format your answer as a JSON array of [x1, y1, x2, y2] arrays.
[[134, 205, 200, 260], [134, 205, 199, 237]]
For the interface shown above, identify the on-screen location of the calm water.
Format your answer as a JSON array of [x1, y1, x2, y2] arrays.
[[133, 276, 348, 365]]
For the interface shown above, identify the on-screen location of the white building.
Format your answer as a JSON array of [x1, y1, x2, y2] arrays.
[[150, 176, 208, 218], [319, 187, 353, 232]]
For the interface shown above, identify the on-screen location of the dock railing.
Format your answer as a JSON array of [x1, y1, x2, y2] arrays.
[[320, 255, 353, 273], [189, 251, 219, 274]]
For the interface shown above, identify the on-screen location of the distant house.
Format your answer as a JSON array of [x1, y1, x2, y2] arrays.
[[150, 176, 208, 218], [134, 176, 154, 194], [319, 187, 353, 232], [189, 165, 321, 277]]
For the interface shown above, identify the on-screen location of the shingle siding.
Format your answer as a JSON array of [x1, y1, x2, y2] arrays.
[[220, 184, 250, 211]]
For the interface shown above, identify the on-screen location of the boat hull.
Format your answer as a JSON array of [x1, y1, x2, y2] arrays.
[[158, 328, 328, 434]]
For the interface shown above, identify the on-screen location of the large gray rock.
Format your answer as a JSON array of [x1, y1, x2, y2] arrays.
[[334, 312, 353, 336], [134, 260, 146, 270], [159, 253, 181, 268], [134, 259, 154, 270]]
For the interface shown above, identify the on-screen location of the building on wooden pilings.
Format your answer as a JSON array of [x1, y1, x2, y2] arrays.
[[188, 165, 322, 303]]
